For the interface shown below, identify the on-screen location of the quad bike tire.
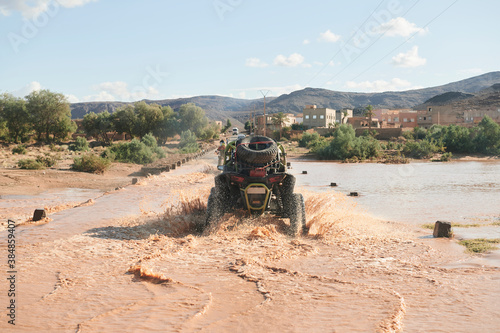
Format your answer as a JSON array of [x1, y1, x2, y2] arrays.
[[199, 187, 223, 232], [297, 193, 308, 234], [236, 135, 279, 164], [287, 193, 305, 237]]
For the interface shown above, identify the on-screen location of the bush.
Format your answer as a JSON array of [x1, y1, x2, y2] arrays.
[[402, 139, 439, 159], [141, 133, 157, 148], [317, 124, 380, 160], [72, 154, 111, 174], [49, 143, 66, 152], [70, 137, 89, 152], [12, 145, 27, 154], [36, 155, 57, 167], [104, 138, 165, 164], [179, 130, 199, 153], [298, 132, 320, 147], [18, 159, 45, 169], [440, 152, 453, 162]]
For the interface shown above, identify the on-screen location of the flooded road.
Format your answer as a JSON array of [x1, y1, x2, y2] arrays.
[[1, 154, 500, 332]]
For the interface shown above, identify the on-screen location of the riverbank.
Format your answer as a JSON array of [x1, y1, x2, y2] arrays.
[[284, 140, 499, 163]]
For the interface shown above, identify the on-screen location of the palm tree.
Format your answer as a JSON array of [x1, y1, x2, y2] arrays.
[[364, 105, 374, 130], [342, 110, 348, 124], [271, 112, 289, 140]]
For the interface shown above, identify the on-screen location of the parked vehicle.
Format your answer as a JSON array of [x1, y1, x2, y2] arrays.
[[232, 127, 239, 135]]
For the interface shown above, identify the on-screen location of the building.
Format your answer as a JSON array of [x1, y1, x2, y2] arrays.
[[336, 109, 353, 124], [416, 104, 500, 128], [347, 117, 380, 129], [254, 113, 297, 135], [399, 110, 418, 128], [303, 105, 336, 128]]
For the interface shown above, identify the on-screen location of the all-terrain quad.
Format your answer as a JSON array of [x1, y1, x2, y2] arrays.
[[200, 135, 306, 236]]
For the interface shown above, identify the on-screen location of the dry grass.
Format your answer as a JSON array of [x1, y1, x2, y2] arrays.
[[458, 238, 500, 253]]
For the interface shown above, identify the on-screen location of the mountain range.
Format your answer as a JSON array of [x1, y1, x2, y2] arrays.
[[70, 71, 500, 122]]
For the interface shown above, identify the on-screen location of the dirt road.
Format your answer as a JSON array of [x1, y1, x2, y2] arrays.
[[1, 154, 499, 332]]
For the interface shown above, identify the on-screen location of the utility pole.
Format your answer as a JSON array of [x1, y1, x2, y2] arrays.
[[252, 106, 255, 134], [260, 90, 270, 136]]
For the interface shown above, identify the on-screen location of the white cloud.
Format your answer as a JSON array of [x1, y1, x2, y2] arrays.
[[344, 78, 415, 92], [11, 81, 42, 97], [273, 53, 305, 67], [83, 81, 161, 102], [374, 17, 428, 37], [303, 39, 310, 45], [391, 46, 426, 68], [65, 94, 80, 103], [0, 0, 98, 18], [318, 29, 341, 42], [245, 58, 268, 68], [302, 63, 312, 68]]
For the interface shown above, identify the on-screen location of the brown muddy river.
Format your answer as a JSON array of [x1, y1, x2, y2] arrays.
[[1, 154, 500, 332]]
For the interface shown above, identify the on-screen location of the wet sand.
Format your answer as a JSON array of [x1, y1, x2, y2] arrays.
[[1, 154, 499, 332]]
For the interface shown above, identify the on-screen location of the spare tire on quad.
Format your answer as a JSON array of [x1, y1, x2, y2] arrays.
[[236, 136, 279, 164]]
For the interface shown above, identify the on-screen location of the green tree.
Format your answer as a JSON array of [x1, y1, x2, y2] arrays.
[[25, 89, 73, 142], [244, 120, 254, 132], [364, 105, 374, 131], [53, 116, 77, 141], [178, 103, 208, 136], [133, 102, 164, 138], [318, 124, 380, 160], [153, 106, 179, 144], [271, 112, 288, 140], [474, 116, 500, 155], [83, 111, 115, 143], [113, 105, 137, 139], [0, 93, 31, 143], [443, 125, 473, 153]]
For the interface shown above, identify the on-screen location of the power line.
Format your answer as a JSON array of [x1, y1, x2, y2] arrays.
[[349, 0, 459, 82], [321, 0, 421, 86], [305, 0, 386, 87]]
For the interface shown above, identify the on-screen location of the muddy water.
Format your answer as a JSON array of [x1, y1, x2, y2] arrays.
[[1, 154, 500, 332], [290, 160, 500, 225], [290, 160, 500, 239]]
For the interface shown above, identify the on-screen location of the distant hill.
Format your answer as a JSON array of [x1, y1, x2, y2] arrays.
[[421, 92, 475, 106], [70, 71, 500, 122]]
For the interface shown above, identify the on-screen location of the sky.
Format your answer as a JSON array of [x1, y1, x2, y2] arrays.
[[0, 0, 499, 103]]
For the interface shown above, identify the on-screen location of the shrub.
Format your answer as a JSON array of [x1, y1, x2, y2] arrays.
[[317, 124, 380, 160], [141, 133, 156, 148], [36, 155, 57, 167], [49, 143, 66, 152], [179, 130, 199, 153], [298, 132, 320, 147], [18, 159, 45, 169], [440, 152, 453, 162], [402, 139, 439, 159], [104, 138, 165, 164], [12, 145, 27, 154], [71, 137, 89, 152], [72, 154, 111, 174]]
